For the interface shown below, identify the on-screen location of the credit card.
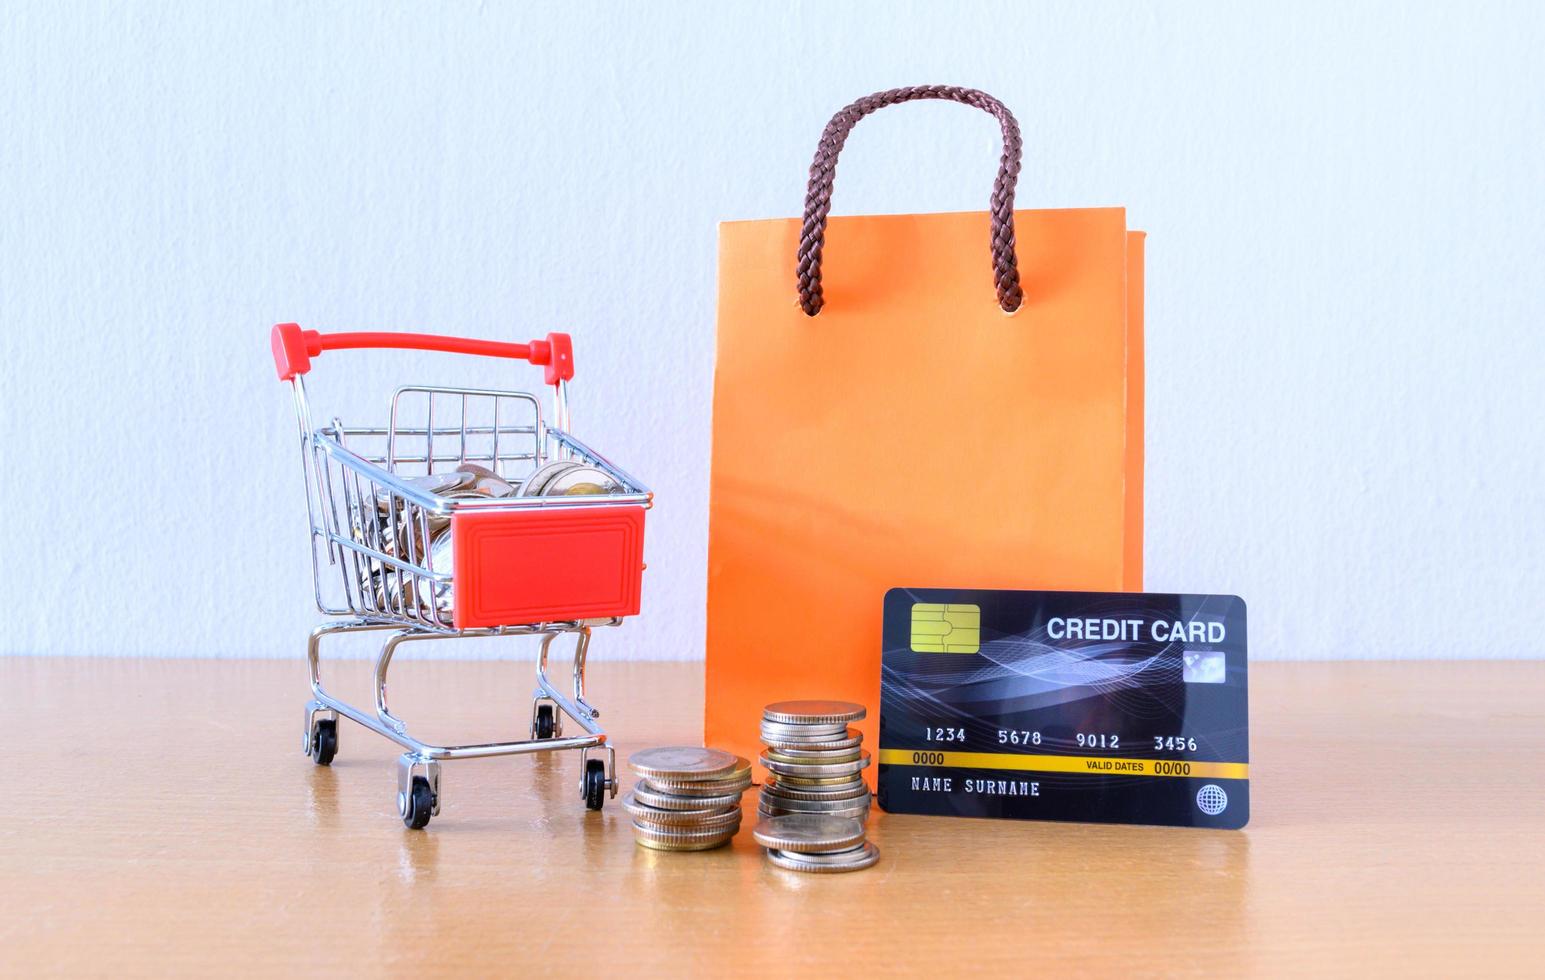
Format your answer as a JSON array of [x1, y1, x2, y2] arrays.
[[878, 588, 1249, 829]]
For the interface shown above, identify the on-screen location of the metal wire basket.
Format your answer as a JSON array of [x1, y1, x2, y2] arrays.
[[271, 322, 651, 828]]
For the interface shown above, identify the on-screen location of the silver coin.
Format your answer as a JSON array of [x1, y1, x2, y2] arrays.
[[392, 471, 475, 501], [760, 797, 871, 822], [542, 464, 619, 496], [760, 715, 852, 732], [759, 719, 852, 740], [759, 749, 871, 779], [759, 786, 871, 807], [622, 792, 740, 827], [765, 841, 880, 873], [631, 820, 741, 849], [452, 463, 516, 497], [762, 777, 870, 801], [752, 814, 865, 854], [412, 471, 475, 493], [428, 526, 455, 573], [758, 793, 871, 817], [763, 700, 867, 726], [765, 747, 864, 764], [641, 754, 750, 790], [521, 459, 584, 497], [760, 728, 863, 752], [636, 835, 736, 852], [718, 755, 756, 781], [628, 746, 739, 781], [371, 544, 449, 617], [631, 783, 745, 811], [769, 773, 864, 787], [463, 472, 517, 498], [626, 807, 742, 833], [759, 790, 870, 812], [759, 783, 870, 802], [422, 527, 456, 612]]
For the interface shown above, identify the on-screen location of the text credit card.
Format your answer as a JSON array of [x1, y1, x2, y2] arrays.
[[878, 588, 1249, 829]]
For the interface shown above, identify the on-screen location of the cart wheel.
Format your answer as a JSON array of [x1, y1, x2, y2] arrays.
[[535, 704, 556, 740], [583, 759, 607, 811], [402, 775, 435, 830], [311, 719, 338, 766]]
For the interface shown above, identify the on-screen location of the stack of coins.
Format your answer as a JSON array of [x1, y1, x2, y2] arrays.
[[758, 700, 871, 823], [623, 747, 752, 851], [753, 813, 881, 873]]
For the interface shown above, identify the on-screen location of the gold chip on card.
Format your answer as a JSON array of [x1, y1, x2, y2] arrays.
[[909, 602, 981, 653]]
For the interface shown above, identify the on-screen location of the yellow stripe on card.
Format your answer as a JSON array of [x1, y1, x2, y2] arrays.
[[878, 748, 1248, 781]]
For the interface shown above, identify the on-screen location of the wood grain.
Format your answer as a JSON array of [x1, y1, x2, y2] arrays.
[[2, 657, 1541, 976]]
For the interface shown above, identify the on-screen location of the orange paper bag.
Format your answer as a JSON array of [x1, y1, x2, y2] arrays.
[[705, 87, 1145, 778]]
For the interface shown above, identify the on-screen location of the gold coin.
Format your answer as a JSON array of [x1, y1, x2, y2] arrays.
[[635, 834, 735, 852], [769, 774, 860, 786], [622, 792, 740, 827], [632, 820, 740, 850], [631, 783, 744, 810], [645, 776, 753, 798], [763, 777, 870, 801], [632, 810, 743, 832]]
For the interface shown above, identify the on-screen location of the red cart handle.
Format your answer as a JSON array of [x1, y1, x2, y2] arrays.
[[270, 322, 575, 386]]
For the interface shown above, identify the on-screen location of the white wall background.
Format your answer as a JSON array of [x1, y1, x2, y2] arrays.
[[2, 1, 1540, 660]]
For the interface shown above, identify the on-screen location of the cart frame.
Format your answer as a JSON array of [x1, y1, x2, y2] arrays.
[[272, 323, 651, 828]]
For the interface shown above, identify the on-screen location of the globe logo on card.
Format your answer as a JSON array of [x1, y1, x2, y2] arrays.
[[1196, 784, 1229, 815], [909, 602, 981, 653]]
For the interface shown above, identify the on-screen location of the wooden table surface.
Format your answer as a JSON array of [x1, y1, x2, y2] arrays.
[[2, 656, 1541, 976]]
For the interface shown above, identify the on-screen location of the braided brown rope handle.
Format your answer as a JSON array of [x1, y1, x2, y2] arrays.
[[797, 85, 1025, 316]]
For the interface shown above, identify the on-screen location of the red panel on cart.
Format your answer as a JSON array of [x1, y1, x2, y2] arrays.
[[451, 506, 645, 629]]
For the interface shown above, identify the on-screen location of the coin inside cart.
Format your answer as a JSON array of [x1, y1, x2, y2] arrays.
[[544, 464, 619, 496], [521, 459, 583, 496], [404, 471, 476, 495]]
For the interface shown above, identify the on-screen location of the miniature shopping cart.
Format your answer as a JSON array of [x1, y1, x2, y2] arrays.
[[271, 322, 651, 829]]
